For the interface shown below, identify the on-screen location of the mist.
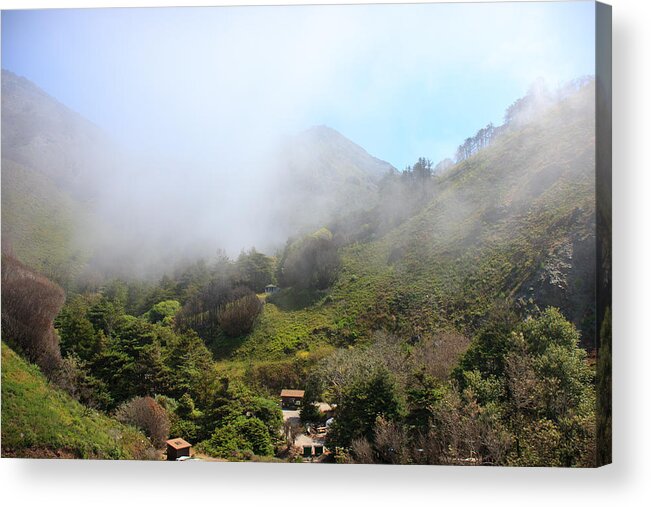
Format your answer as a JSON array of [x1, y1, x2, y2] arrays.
[[1, 2, 596, 279]]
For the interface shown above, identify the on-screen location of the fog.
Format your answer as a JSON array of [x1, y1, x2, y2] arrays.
[[1, 3, 596, 278]]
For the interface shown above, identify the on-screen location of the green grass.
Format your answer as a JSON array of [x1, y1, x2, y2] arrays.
[[1, 342, 154, 459], [210, 297, 338, 363], [1, 159, 93, 288]]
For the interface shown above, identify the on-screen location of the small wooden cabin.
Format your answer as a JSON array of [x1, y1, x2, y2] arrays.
[[280, 389, 305, 409], [166, 438, 192, 461]]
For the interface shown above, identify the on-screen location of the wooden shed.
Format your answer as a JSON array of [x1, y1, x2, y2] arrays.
[[280, 389, 305, 409], [166, 438, 192, 461]]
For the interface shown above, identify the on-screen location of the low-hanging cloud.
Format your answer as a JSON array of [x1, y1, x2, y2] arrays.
[[1, 2, 596, 278]]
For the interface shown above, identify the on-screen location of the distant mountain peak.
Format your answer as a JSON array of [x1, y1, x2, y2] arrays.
[[304, 124, 344, 138], [294, 124, 396, 178]]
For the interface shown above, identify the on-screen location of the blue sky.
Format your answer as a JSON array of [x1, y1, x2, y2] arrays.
[[1, 2, 595, 169]]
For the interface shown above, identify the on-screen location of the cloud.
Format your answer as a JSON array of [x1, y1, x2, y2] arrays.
[[2, 2, 595, 276]]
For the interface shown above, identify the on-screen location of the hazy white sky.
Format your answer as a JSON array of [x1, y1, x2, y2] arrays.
[[2, 2, 595, 168]]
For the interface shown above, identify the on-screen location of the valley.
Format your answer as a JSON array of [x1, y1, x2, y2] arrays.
[[1, 71, 605, 466]]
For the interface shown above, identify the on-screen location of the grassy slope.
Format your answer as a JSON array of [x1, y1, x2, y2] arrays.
[[1, 342, 153, 459], [215, 85, 596, 374], [1, 159, 93, 288]]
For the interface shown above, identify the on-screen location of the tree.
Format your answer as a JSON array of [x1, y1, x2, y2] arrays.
[[165, 331, 219, 407], [455, 122, 500, 162], [243, 396, 284, 439], [87, 296, 122, 336], [327, 368, 404, 449], [52, 354, 113, 410], [56, 295, 102, 363], [200, 423, 249, 459], [411, 157, 433, 180], [300, 377, 323, 424], [135, 341, 170, 396], [236, 249, 275, 293], [406, 371, 445, 429], [175, 277, 254, 339], [455, 301, 519, 381], [279, 228, 340, 290], [199, 415, 274, 459], [503, 308, 595, 466], [146, 299, 181, 325], [234, 416, 274, 456]]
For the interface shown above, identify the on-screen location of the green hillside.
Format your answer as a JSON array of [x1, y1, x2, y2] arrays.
[[1, 342, 154, 459], [212, 82, 596, 376], [1, 159, 93, 288], [338, 83, 596, 344]]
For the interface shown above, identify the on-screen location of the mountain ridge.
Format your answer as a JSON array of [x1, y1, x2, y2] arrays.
[[1, 70, 396, 283]]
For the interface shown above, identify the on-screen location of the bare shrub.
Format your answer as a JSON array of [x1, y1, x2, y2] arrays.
[[411, 429, 444, 465], [480, 414, 513, 465], [429, 389, 482, 464], [350, 437, 375, 464], [217, 293, 262, 337], [373, 417, 411, 464], [115, 396, 170, 448], [505, 351, 540, 414], [52, 354, 112, 410], [413, 331, 470, 381], [1, 254, 65, 374]]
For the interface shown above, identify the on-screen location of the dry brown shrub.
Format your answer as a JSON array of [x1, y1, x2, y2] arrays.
[[373, 417, 411, 464], [217, 293, 262, 337], [1, 254, 65, 374], [115, 396, 170, 448], [413, 331, 470, 380], [350, 437, 375, 464]]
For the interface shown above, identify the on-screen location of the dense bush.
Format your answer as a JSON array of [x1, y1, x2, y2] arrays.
[[199, 423, 249, 459], [307, 309, 596, 466], [199, 416, 273, 459], [115, 396, 170, 448]]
